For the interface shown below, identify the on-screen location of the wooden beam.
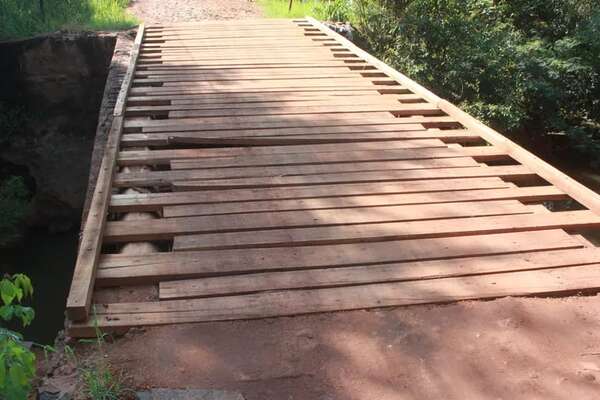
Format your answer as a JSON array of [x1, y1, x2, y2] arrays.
[[65, 24, 144, 321], [173, 210, 600, 251], [97, 229, 580, 285], [159, 248, 600, 299], [70, 263, 600, 335]]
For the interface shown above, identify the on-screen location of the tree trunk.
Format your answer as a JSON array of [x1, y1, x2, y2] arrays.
[[39, 0, 45, 21]]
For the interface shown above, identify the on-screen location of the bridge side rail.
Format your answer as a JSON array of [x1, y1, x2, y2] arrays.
[[305, 16, 600, 215], [66, 24, 145, 321]]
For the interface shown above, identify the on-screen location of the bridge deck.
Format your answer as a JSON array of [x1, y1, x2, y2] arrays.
[[66, 18, 600, 337]]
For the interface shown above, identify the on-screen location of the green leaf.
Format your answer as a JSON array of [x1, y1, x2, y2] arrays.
[[0, 305, 14, 321], [14, 306, 34, 326], [0, 354, 5, 386], [0, 328, 22, 341], [12, 274, 32, 298], [8, 363, 28, 387], [0, 279, 18, 305]]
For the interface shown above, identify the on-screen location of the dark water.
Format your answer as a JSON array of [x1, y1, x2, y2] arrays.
[[1, 229, 78, 345]]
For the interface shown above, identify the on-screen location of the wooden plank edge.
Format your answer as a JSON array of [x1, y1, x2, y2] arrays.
[[66, 116, 124, 321], [67, 263, 600, 337], [65, 24, 144, 321], [158, 248, 600, 299], [114, 24, 145, 117]]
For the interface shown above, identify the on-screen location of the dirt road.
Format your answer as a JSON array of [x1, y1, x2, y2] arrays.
[[127, 0, 262, 24]]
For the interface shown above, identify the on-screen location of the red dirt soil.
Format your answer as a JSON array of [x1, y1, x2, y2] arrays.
[[103, 296, 600, 400]]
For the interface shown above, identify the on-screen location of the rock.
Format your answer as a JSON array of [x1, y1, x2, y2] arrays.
[[37, 372, 77, 400], [136, 389, 245, 400], [322, 22, 353, 41], [37, 382, 73, 400]]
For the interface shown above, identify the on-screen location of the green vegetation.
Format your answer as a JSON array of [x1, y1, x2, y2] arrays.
[[80, 364, 132, 400], [350, 0, 600, 165], [258, 0, 351, 20], [69, 318, 133, 400], [0, 177, 31, 247], [262, 0, 600, 166], [0, 0, 138, 40], [0, 274, 36, 399], [258, 0, 320, 18]]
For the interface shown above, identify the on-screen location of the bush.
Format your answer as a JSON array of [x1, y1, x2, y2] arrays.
[[351, 0, 600, 165], [258, 0, 351, 21], [0, 274, 36, 400]]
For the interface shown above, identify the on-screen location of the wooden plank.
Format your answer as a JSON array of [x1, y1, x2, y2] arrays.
[[126, 90, 386, 105], [170, 146, 505, 170], [118, 137, 447, 165], [96, 229, 581, 285], [125, 113, 405, 131], [141, 32, 314, 39], [70, 263, 600, 335], [65, 24, 145, 321], [114, 24, 144, 117], [131, 75, 380, 88], [114, 157, 482, 187], [130, 116, 457, 134], [138, 41, 335, 49], [171, 155, 482, 176], [134, 68, 365, 79], [129, 80, 398, 95], [159, 247, 600, 299], [144, 28, 321, 35], [136, 61, 366, 70], [163, 158, 482, 181], [125, 96, 405, 113], [166, 103, 439, 119], [137, 50, 345, 60], [109, 177, 514, 212], [144, 28, 313, 34], [306, 17, 600, 215], [132, 72, 366, 86], [170, 165, 535, 191], [139, 58, 355, 66], [166, 94, 422, 105], [141, 44, 341, 51], [173, 210, 600, 251], [120, 129, 478, 149], [163, 186, 566, 218], [105, 199, 531, 242], [142, 35, 331, 42]]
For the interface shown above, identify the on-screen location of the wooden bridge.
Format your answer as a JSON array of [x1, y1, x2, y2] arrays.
[[66, 18, 600, 337]]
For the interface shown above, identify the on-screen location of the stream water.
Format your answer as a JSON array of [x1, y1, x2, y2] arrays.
[[1, 229, 78, 345]]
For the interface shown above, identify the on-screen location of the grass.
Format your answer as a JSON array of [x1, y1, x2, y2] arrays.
[[257, 0, 353, 21], [80, 364, 133, 400], [257, 0, 321, 19], [64, 315, 135, 400], [0, 0, 138, 40]]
